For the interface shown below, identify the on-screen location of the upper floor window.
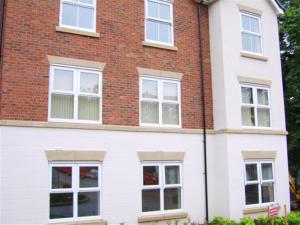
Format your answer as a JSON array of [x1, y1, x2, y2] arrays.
[[140, 77, 181, 127], [49, 65, 102, 123], [60, 0, 96, 31], [49, 163, 101, 222], [241, 12, 262, 54], [142, 163, 182, 213], [241, 85, 270, 128], [145, 0, 174, 46], [244, 161, 275, 206]]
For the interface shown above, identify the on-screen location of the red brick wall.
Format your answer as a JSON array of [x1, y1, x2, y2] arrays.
[[0, 0, 213, 129]]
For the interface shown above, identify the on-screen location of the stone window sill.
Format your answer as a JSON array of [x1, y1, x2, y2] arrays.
[[240, 52, 268, 61], [56, 26, 100, 38], [142, 41, 178, 51], [138, 212, 188, 223], [243, 205, 281, 215], [49, 219, 106, 225]]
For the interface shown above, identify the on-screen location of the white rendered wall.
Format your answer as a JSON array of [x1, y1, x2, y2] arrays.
[[208, 0, 289, 220], [0, 126, 207, 225], [209, 0, 286, 130]]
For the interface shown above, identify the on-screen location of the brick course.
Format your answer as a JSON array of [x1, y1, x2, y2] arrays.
[[0, 0, 213, 129]]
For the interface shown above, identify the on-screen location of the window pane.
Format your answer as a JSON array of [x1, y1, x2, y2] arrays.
[[78, 7, 94, 30], [165, 166, 180, 185], [80, 72, 99, 94], [62, 3, 77, 27], [245, 184, 259, 205], [51, 94, 74, 119], [52, 167, 72, 189], [164, 188, 181, 210], [250, 17, 260, 33], [159, 22, 171, 44], [251, 35, 262, 54], [53, 69, 73, 91], [148, 1, 158, 18], [257, 89, 269, 105], [50, 193, 73, 219], [261, 182, 274, 203], [242, 33, 252, 52], [242, 15, 250, 31], [141, 102, 159, 124], [79, 0, 93, 5], [78, 96, 100, 121], [257, 108, 270, 127], [246, 164, 258, 181], [143, 166, 159, 186], [242, 106, 255, 126], [159, 3, 171, 21], [261, 163, 273, 180], [78, 191, 100, 217], [142, 189, 160, 212], [162, 103, 179, 125], [80, 167, 98, 188], [142, 80, 158, 99], [241, 87, 253, 104], [163, 82, 178, 101], [146, 20, 159, 42]]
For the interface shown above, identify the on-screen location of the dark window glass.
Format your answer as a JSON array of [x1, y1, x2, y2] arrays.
[[261, 183, 274, 203], [143, 166, 159, 185], [164, 188, 181, 210], [52, 167, 72, 189], [80, 167, 98, 188], [78, 191, 100, 217], [50, 193, 73, 219], [245, 184, 259, 205], [142, 189, 160, 212], [246, 164, 258, 181]]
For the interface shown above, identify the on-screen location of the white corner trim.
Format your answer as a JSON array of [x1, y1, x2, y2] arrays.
[[137, 67, 183, 80], [237, 76, 272, 86], [47, 55, 106, 71]]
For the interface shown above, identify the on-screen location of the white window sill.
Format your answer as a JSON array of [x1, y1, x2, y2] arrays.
[[142, 41, 178, 51], [240, 52, 268, 61], [49, 219, 106, 225], [138, 212, 188, 223], [56, 26, 100, 38]]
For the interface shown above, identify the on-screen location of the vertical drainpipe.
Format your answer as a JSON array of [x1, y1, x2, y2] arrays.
[[0, 0, 6, 113], [195, 0, 209, 223]]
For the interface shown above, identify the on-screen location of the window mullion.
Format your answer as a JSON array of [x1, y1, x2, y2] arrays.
[[73, 165, 78, 219], [159, 81, 163, 125], [161, 164, 164, 211], [74, 71, 79, 120]]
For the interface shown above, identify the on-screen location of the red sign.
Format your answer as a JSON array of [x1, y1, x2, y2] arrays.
[[269, 204, 279, 217]]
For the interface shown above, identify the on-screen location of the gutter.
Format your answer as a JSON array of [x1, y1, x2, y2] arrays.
[[194, 0, 209, 223]]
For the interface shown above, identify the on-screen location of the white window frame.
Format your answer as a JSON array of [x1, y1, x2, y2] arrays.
[[145, 0, 174, 46], [48, 65, 102, 124], [244, 161, 276, 208], [49, 163, 102, 223], [240, 11, 263, 55], [240, 84, 271, 128], [141, 162, 183, 215], [139, 76, 181, 128], [59, 0, 97, 32]]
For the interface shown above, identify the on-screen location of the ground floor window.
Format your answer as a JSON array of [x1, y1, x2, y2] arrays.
[[49, 163, 101, 222], [244, 161, 275, 206], [142, 162, 182, 213]]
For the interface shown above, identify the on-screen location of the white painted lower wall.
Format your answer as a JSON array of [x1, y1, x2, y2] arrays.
[[208, 133, 290, 221], [0, 126, 206, 225], [0, 126, 290, 224]]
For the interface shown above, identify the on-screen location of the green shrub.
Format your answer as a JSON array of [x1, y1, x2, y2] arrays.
[[255, 216, 270, 225], [240, 217, 255, 225], [211, 216, 238, 225], [288, 212, 300, 225]]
